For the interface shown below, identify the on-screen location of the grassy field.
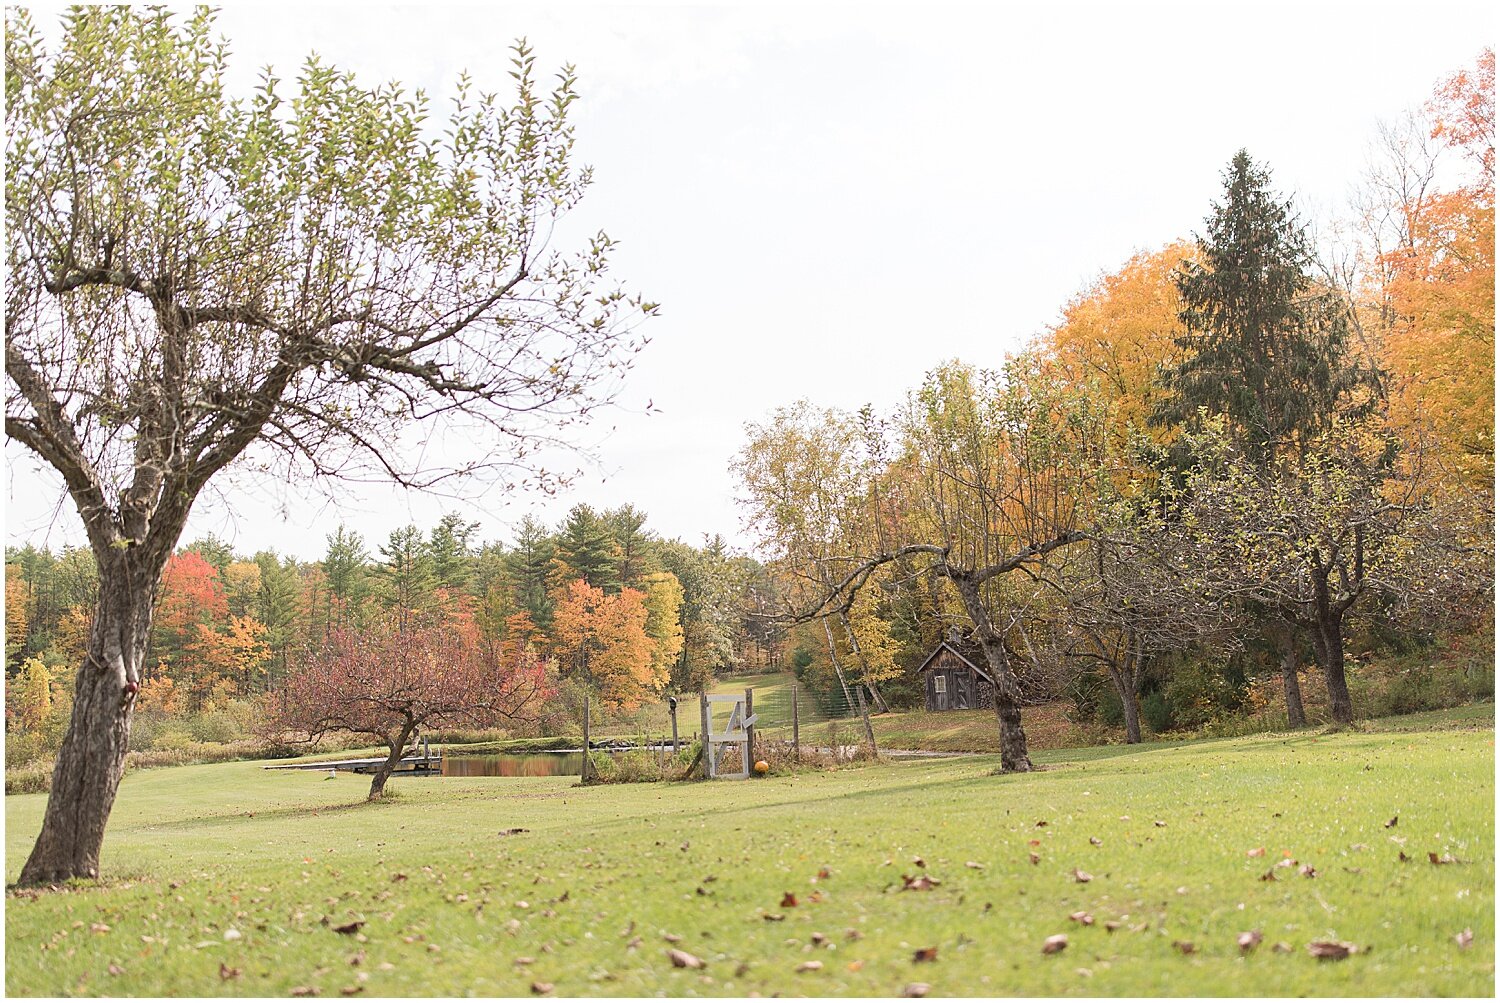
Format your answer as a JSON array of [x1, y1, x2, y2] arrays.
[[5, 716, 1493, 996]]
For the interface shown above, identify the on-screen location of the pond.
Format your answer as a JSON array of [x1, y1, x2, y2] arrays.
[[441, 752, 585, 778]]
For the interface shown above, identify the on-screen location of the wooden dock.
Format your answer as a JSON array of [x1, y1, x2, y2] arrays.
[[265, 748, 442, 776]]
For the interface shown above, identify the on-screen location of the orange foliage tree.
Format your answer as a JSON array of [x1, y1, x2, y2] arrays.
[[1043, 241, 1196, 441], [548, 579, 659, 711], [1381, 49, 1495, 485]]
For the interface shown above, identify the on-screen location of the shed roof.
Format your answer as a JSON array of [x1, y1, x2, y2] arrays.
[[915, 640, 994, 685]]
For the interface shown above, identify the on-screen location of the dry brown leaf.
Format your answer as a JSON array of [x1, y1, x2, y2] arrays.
[[1154, 820, 1167, 828], [762, 913, 785, 922], [1103, 921, 1122, 933], [781, 892, 799, 908], [107, 964, 124, 977], [912, 856, 926, 868], [1036, 820, 1049, 827], [339, 987, 364, 997], [1072, 868, 1092, 883], [530, 982, 554, 995], [901, 874, 940, 892], [663, 933, 683, 944], [332, 921, 364, 936], [514, 957, 535, 966], [817, 867, 831, 880], [1308, 940, 1357, 961], [1272, 942, 1293, 953], [290, 988, 317, 998], [795, 960, 823, 973], [1457, 928, 1474, 949], [1089, 837, 1102, 846], [219, 963, 241, 981], [1042, 934, 1068, 955], [1238, 930, 1263, 954], [1068, 911, 1094, 926], [912, 946, 938, 963], [965, 860, 985, 870], [1384, 815, 1398, 828], [1173, 940, 1196, 955], [846, 960, 864, 972], [1428, 852, 1458, 865], [901, 983, 931, 998], [1246, 847, 1266, 858], [1398, 850, 1411, 862], [1028, 852, 1041, 866], [1299, 864, 1318, 878], [667, 948, 705, 969]]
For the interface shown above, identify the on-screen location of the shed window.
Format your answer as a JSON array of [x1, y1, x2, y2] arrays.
[[933, 675, 947, 694]]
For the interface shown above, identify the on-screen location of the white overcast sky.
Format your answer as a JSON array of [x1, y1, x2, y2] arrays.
[[5, 1, 1494, 561]]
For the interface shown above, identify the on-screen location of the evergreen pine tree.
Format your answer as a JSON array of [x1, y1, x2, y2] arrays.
[[322, 526, 372, 631], [501, 515, 557, 629], [554, 504, 622, 592], [376, 525, 436, 630], [1154, 149, 1380, 463], [428, 513, 480, 591]]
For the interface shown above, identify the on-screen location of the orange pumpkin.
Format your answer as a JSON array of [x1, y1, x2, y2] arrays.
[[753, 760, 770, 774]]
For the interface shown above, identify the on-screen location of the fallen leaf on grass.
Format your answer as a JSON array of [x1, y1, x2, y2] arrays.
[[902, 874, 940, 891], [912, 856, 926, 868], [530, 982, 554, 995], [668, 949, 704, 969], [390, 873, 407, 882], [332, 921, 364, 936], [902, 983, 930, 998], [1042, 934, 1068, 954], [1028, 853, 1041, 866], [1398, 851, 1411, 862], [1272, 942, 1293, 953], [1072, 868, 1092, 883], [1154, 820, 1167, 828], [762, 913, 785, 922], [625, 936, 642, 950], [1238, 930, 1263, 954], [339, 987, 364, 996], [780, 892, 799, 908], [965, 861, 985, 870], [1246, 847, 1266, 858], [290, 987, 317, 997], [219, 963, 241, 981], [1068, 911, 1094, 926], [1428, 852, 1458, 865], [663, 933, 682, 943], [845, 927, 864, 941], [912, 946, 938, 963], [1103, 921, 1122, 933], [107, 964, 124, 977], [1456, 929, 1474, 949], [514, 957, 535, 966], [1308, 940, 1357, 961], [795, 960, 823, 973], [1089, 837, 1102, 846], [1299, 864, 1318, 878], [1173, 940, 1196, 955], [90, 923, 110, 934], [817, 867, 831, 880], [499, 828, 529, 836], [1384, 815, 1398, 828], [1036, 820, 1048, 827]]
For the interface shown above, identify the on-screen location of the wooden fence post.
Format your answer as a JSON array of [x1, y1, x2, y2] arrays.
[[744, 686, 756, 769], [581, 693, 592, 783], [699, 690, 712, 779], [792, 681, 800, 762], [670, 696, 680, 752]]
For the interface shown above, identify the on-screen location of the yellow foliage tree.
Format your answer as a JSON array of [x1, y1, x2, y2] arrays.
[[7, 656, 52, 732]]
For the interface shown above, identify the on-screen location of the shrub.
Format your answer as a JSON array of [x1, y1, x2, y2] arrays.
[[1140, 690, 1173, 733]]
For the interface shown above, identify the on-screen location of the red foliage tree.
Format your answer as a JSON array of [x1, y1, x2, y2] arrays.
[[273, 608, 549, 799]]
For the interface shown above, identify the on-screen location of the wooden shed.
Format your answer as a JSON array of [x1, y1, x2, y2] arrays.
[[916, 640, 994, 712]]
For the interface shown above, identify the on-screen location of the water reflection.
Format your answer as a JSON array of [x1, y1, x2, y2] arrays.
[[441, 752, 584, 778]]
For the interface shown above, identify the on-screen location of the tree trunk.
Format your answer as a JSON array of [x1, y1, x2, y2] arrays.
[[1318, 618, 1354, 725], [949, 575, 1031, 772], [368, 721, 415, 800], [18, 569, 155, 886], [975, 634, 1031, 771], [1105, 658, 1142, 744], [1273, 626, 1307, 729]]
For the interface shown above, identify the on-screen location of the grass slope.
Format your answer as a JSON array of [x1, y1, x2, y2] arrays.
[[5, 723, 1493, 996]]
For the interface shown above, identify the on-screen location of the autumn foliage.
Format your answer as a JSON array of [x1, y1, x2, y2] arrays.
[[273, 604, 550, 797]]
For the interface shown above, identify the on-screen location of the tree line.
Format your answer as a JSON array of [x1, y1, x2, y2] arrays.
[[738, 52, 1495, 769]]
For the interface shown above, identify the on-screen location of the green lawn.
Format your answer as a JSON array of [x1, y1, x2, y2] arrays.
[[5, 723, 1493, 996]]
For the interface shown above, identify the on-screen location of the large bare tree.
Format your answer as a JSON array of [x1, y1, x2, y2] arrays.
[[5, 8, 654, 885]]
